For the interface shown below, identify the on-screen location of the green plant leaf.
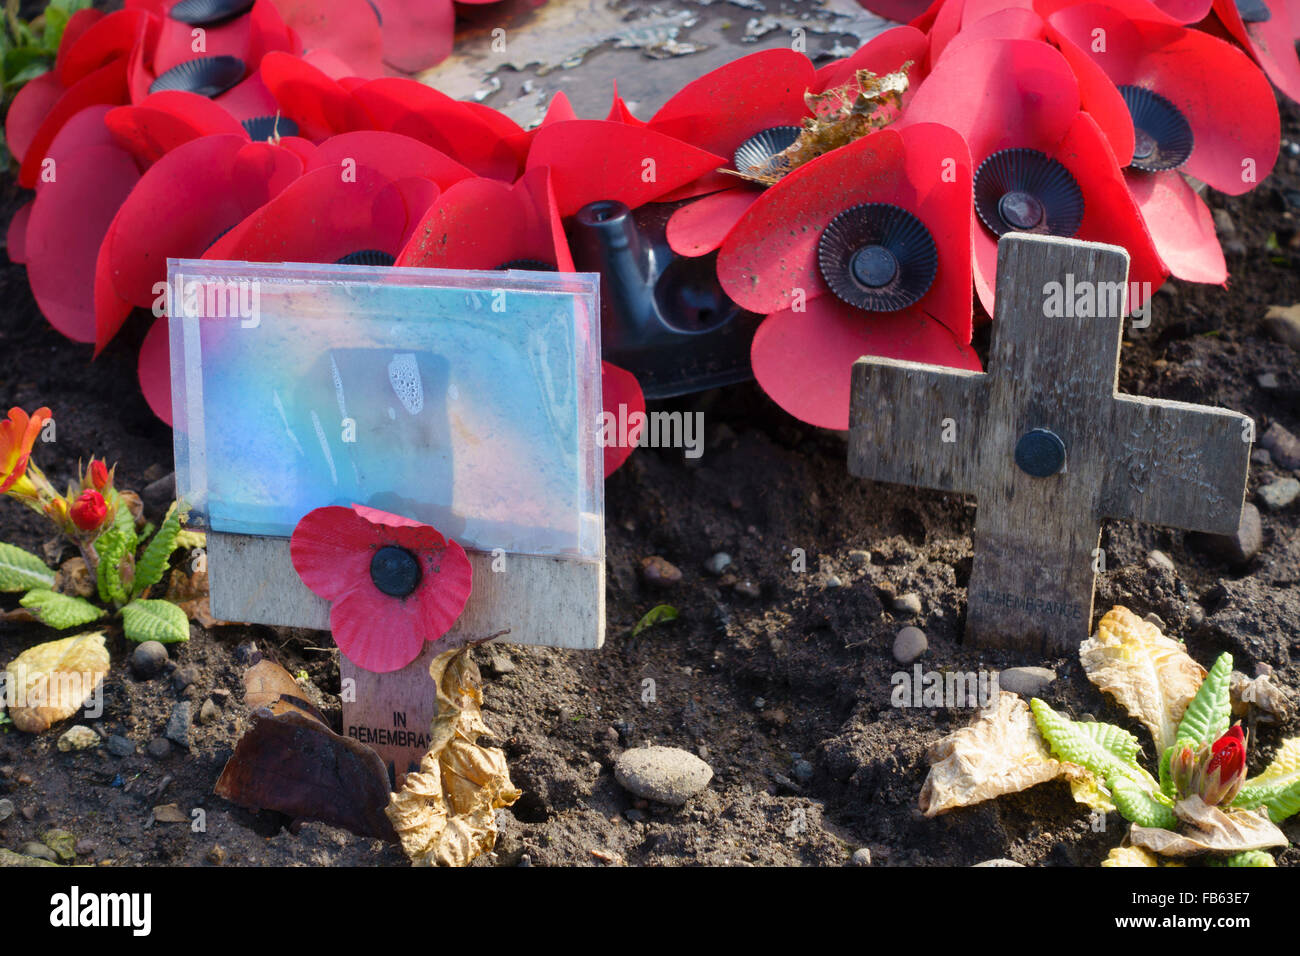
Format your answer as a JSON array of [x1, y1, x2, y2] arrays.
[[1233, 737, 1300, 823], [1108, 774, 1178, 829], [632, 603, 679, 636], [132, 500, 187, 597], [1158, 745, 1175, 797], [121, 599, 190, 644], [95, 529, 129, 606], [1174, 652, 1232, 747], [19, 588, 105, 629], [1209, 850, 1276, 867], [1029, 698, 1157, 791], [0, 541, 55, 591]]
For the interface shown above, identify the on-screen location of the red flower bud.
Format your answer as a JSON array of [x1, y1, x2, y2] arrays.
[[89, 459, 110, 491], [70, 489, 108, 532], [1198, 726, 1248, 806]]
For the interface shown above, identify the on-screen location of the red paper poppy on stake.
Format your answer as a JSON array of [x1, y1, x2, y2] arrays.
[[902, 36, 1166, 315], [1211, 0, 1300, 103], [290, 504, 473, 673], [717, 122, 980, 430]]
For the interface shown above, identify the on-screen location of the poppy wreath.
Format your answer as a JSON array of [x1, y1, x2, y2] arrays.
[[3, 0, 1295, 450]]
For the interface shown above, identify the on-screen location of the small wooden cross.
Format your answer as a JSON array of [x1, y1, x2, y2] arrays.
[[847, 234, 1251, 655]]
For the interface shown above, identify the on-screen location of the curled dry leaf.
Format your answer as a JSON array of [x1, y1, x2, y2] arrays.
[[1102, 845, 1162, 867], [1230, 670, 1292, 724], [386, 648, 522, 866], [241, 658, 328, 723], [725, 65, 910, 185], [1129, 795, 1288, 857], [1080, 606, 1205, 754], [1, 631, 110, 733], [919, 692, 1061, 817], [164, 568, 229, 628], [54, 557, 95, 598]]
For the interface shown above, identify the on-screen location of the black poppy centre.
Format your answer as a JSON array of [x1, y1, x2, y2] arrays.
[[733, 126, 803, 180], [370, 545, 423, 597], [1119, 86, 1195, 172], [817, 203, 938, 312], [974, 148, 1085, 238]]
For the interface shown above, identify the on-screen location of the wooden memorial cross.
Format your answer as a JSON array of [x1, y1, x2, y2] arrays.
[[847, 234, 1251, 654], [169, 260, 605, 785]]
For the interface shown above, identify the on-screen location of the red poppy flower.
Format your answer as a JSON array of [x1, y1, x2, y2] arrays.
[[95, 133, 304, 351], [655, 29, 926, 258], [525, 119, 726, 218], [1211, 0, 1300, 102], [290, 504, 473, 673], [1046, 0, 1279, 283], [268, 0, 386, 78], [716, 123, 980, 430], [370, 0, 454, 74], [601, 361, 646, 476], [902, 35, 1165, 316]]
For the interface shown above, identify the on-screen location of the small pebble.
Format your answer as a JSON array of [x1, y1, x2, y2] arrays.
[[1258, 478, 1299, 511], [848, 549, 871, 567], [0, 798, 13, 823], [171, 665, 198, 693], [56, 725, 101, 753], [850, 848, 872, 867], [106, 735, 136, 757], [893, 592, 922, 616], [42, 829, 76, 862], [893, 626, 928, 664], [1252, 449, 1274, 467], [703, 552, 732, 575], [198, 699, 222, 725], [1212, 208, 1235, 235], [1263, 306, 1300, 350], [165, 701, 192, 748], [998, 666, 1057, 698], [824, 575, 843, 588], [1146, 550, 1175, 572], [1260, 423, 1300, 471], [489, 654, 515, 676], [623, 809, 647, 824], [640, 555, 682, 588], [74, 839, 96, 857], [614, 746, 713, 806], [1257, 372, 1279, 390], [791, 759, 814, 783], [131, 641, 169, 679], [733, 579, 761, 599], [207, 845, 227, 866], [973, 858, 1025, 867], [1143, 612, 1166, 630], [146, 738, 172, 759], [21, 841, 57, 863]]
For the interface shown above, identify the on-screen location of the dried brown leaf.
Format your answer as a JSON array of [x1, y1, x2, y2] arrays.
[[54, 558, 95, 598], [1129, 795, 1288, 857], [242, 659, 326, 723], [165, 568, 228, 628], [3, 632, 110, 733], [1080, 606, 1205, 754], [919, 692, 1061, 817], [1230, 670, 1292, 724], [724, 64, 911, 185], [386, 648, 522, 866]]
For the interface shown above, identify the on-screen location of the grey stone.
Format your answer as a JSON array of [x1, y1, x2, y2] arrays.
[[1258, 478, 1300, 511], [1260, 423, 1300, 471], [1189, 503, 1263, 565], [146, 738, 172, 760], [171, 665, 198, 693], [623, 809, 648, 824], [20, 841, 57, 863], [141, 472, 176, 516], [1223, 238, 1247, 258], [488, 654, 515, 676], [0, 798, 13, 822], [1252, 449, 1274, 467], [165, 701, 192, 748], [1257, 372, 1280, 390], [893, 592, 923, 616], [850, 848, 872, 867], [614, 746, 713, 806], [848, 549, 871, 567], [1212, 208, 1235, 235], [56, 725, 100, 752], [131, 641, 168, 679], [198, 699, 222, 726], [824, 575, 843, 588], [997, 666, 1057, 698], [893, 626, 928, 664], [973, 858, 1025, 867], [106, 735, 136, 757], [1146, 550, 1175, 572], [733, 579, 761, 599], [703, 552, 732, 575], [1263, 308, 1300, 350], [791, 759, 814, 783]]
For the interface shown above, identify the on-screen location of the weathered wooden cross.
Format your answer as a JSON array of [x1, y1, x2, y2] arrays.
[[169, 260, 605, 783], [848, 234, 1252, 655]]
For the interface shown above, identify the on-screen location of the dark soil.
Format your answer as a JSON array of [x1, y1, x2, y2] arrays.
[[1, 65, 1298, 867]]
